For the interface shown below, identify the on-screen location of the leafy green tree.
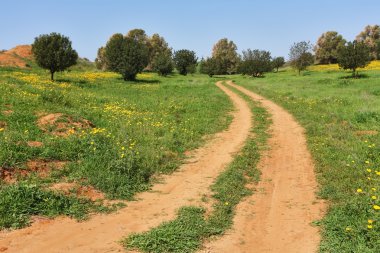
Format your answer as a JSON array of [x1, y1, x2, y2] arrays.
[[337, 41, 371, 77], [289, 41, 314, 74], [314, 31, 346, 64], [239, 49, 273, 77], [104, 32, 149, 81], [95, 46, 107, 70], [151, 51, 173, 76], [199, 57, 218, 77], [356, 25, 380, 60], [212, 38, 240, 74], [173, 50, 197, 75], [32, 33, 78, 81], [272, 57, 285, 72]]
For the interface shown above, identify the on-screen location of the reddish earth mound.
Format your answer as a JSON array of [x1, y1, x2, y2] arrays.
[[37, 113, 95, 137], [0, 45, 32, 68], [49, 182, 105, 201], [0, 160, 67, 183]]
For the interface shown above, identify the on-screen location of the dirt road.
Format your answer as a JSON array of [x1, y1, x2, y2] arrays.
[[0, 81, 252, 253], [202, 81, 325, 253]]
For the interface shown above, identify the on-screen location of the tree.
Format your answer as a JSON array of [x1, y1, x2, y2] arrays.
[[32, 33, 78, 81], [272, 57, 285, 72], [104, 32, 149, 81], [314, 31, 346, 64], [173, 50, 197, 75], [148, 33, 171, 69], [356, 25, 380, 60], [289, 41, 314, 74], [212, 38, 240, 74], [151, 51, 173, 76], [200, 57, 218, 77], [337, 41, 371, 77], [239, 49, 273, 77], [95, 46, 107, 70]]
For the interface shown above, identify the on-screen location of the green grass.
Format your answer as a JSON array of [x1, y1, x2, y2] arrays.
[[233, 69, 380, 252], [0, 68, 232, 229], [123, 85, 270, 253]]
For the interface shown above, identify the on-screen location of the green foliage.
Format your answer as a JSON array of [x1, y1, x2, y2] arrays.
[[104, 32, 149, 81], [148, 33, 171, 70], [239, 49, 273, 77], [0, 184, 94, 229], [211, 38, 240, 74], [199, 57, 218, 77], [289, 41, 314, 74], [32, 33, 78, 80], [272, 56, 285, 72], [173, 50, 197, 75], [337, 41, 371, 77], [151, 51, 173, 76], [315, 31, 346, 64]]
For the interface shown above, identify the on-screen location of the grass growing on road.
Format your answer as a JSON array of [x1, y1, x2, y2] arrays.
[[0, 69, 232, 229], [123, 84, 270, 253], [234, 69, 380, 252]]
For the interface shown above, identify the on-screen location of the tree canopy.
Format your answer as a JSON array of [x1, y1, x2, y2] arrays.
[[337, 41, 371, 77], [356, 25, 380, 60], [32, 33, 78, 80], [289, 41, 314, 74], [211, 38, 240, 74], [239, 49, 273, 77], [173, 50, 197, 75], [314, 31, 346, 64]]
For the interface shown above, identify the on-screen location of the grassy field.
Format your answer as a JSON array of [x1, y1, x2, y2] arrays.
[[0, 68, 232, 229], [233, 69, 380, 252]]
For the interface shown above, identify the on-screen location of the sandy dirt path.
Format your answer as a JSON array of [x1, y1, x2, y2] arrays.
[[201, 81, 325, 253], [0, 81, 252, 253]]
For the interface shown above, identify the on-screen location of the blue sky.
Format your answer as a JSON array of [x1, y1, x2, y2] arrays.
[[1, 0, 379, 60]]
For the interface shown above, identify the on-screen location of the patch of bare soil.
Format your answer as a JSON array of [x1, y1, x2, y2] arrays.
[[355, 130, 378, 136], [0, 167, 28, 184], [201, 81, 326, 253], [0, 121, 7, 128], [37, 113, 94, 137], [49, 182, 105, 201], [0, 81, 252, 253], [26, 160, 67, 177], [27, 141, 44, 148]]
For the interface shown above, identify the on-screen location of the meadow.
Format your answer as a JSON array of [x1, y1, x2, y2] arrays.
[[0, 67, 232, 229], [1, 62, 379, 252], [234, 68, 380, 252]]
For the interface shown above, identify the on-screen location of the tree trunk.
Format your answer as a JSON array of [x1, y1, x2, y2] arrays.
[[50, 71, 55, 81], [352, 68, 356, 78]]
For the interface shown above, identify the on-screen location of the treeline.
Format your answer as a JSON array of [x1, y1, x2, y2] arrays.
[[30, 25, 380, 81]]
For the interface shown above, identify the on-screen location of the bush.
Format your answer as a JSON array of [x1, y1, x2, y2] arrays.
[[173, 50, 197, 76], [151, 51, 173, 76], [239, 49, 273, 77], [200, 57, 218, 77], [272, 57, 285, 72]]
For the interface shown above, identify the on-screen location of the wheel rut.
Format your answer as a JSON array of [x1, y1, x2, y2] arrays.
[[201, 81, 326, 253], [0, 81, 252, 253]]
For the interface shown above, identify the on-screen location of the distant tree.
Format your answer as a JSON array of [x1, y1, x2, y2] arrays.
[[95, 46, 107, 70], [212, 38, 240, 74], [148, 33, 171, 69], [337, 41, 371, 77], [200, 57, 218, 77], [32, 33, 78, 81], [314, 31, 346, 64], [356, 25, 380, 60], [173, 49, 197, 75], [104, 32, 149, 81], [289, 41, 314, 74], [272, 57, 285, 72], [239, 49, 273, 77], [151, 51, 173, 76]]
